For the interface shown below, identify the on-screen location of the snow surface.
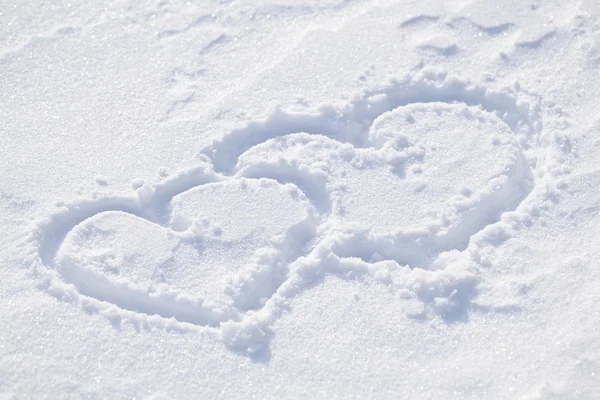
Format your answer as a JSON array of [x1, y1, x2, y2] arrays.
[[2, 0, 600, 398]]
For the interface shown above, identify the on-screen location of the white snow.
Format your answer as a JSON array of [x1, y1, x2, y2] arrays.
[[2, 0, 600, 398]]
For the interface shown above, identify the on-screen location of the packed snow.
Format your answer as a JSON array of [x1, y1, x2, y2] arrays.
[[2, 0, 600, 398]]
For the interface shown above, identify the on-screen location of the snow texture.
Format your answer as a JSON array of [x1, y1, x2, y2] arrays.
[[2, 0, 600, 398]]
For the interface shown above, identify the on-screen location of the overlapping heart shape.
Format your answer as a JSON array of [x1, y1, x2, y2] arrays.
[[27, 71, 542, 356]]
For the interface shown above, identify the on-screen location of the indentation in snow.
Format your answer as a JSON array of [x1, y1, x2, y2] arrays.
[[26, 70, 543, 357]]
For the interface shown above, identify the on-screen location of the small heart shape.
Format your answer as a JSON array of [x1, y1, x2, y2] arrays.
[[56, 178, 317, 326]]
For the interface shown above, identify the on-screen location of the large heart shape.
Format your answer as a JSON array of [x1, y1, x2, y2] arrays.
[[238, 103, 529, 267]]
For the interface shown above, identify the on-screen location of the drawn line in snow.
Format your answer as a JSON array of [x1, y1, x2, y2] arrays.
[[202, 71, 539, 173], [27, 71, 542, 357]]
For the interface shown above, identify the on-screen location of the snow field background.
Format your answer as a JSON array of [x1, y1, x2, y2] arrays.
[[2, 0, 600, 398]]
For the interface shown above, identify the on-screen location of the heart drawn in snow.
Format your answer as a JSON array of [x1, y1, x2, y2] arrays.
[[56, 178, 318, 327], [29, 72, 540, 357]]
